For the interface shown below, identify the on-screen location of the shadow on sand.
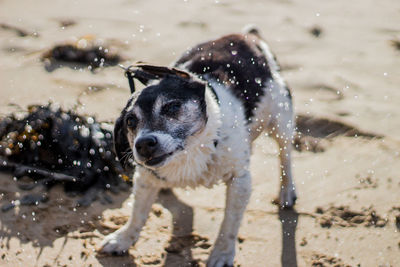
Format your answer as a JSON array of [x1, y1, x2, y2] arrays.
[[158, 190, 300, 267], [95, 189, 204, 267], [279, 208, 299, 267], [0, 174, 132, 266], [97, 191, 300, 267], [157, 189, 201, 267]]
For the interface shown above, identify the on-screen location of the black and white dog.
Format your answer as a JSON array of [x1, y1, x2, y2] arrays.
[[99, 27, 297, 267]]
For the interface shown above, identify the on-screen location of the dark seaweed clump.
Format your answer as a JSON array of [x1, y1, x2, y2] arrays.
[[0, 104, 130, 207], [42, 42, 121, 71]]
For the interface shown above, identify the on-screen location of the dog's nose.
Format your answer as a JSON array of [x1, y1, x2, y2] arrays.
[[135, 135, 158, 159]]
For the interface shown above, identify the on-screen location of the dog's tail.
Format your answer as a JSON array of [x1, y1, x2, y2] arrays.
[[242, 24, 261, 37]]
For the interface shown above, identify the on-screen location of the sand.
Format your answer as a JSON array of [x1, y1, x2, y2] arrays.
[[1, 0, 400, 266]]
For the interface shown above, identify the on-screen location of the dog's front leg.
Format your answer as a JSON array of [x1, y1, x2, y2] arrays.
[[99, 177, 160, 255], [207, 171, 251, 267]]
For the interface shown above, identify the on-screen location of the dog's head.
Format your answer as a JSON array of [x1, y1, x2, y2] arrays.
[[114, 65, 208, 169]]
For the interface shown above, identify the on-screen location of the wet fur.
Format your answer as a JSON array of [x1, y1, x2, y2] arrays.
[[100, 27, 297, 267]]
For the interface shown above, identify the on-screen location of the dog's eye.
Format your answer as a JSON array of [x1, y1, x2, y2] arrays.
[[126, 115, 138, 129], [161, 101, 182, 117]]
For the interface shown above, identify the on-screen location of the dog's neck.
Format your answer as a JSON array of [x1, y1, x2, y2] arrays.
[[144, 85, 222, 188]]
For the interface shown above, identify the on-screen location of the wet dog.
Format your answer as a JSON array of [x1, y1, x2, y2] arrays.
[[99, 27, 297, 267]]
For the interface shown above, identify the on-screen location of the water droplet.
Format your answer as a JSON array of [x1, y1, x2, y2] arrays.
[[87, 117, 94, 124]]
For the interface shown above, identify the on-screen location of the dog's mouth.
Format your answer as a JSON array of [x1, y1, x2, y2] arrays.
[[144, 152, 174, 167]]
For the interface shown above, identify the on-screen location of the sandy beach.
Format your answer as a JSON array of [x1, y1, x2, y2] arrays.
[[1, 0, 400, 266]]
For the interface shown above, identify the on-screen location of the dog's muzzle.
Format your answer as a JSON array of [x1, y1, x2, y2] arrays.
[[135, 135, 173, 167]]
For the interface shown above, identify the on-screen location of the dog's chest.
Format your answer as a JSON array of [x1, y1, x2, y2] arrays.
[[137, 134, 249, 189]]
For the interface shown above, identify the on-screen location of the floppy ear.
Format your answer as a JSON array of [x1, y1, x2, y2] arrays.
[[123, 63, 192, 92], [135, 63, 191, 80], [113, 111, 132, 170]]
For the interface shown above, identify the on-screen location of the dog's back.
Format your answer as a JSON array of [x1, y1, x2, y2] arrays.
[[175, 29, 292, 140]]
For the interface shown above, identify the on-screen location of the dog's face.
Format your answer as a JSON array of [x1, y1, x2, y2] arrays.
[[114, 75, 207, 169]]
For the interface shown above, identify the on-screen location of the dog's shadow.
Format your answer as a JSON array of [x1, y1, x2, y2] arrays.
[[157, 190, 300, 267], [98, 189, 202, 266], [157, 189, 200, 267], [279, 208, 299, 267], [96, 190, 299, 267]]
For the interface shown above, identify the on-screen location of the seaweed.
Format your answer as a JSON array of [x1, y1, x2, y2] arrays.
[[0, 104, 131, 208], [41, 37, 121, 71]]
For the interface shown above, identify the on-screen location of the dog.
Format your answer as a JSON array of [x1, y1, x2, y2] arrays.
[[99, 26, 297, 267]]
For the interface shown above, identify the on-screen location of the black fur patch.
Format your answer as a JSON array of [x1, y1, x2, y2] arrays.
[[114, 98, 134, 170], [125, 75, 207, 141], [136, 75, 206, 120], [175, 34, 273, 120]]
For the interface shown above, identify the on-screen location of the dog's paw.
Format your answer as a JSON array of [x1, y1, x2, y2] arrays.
[[98, 229, 137, 255], [207, 246, 235, 267], [274, 186, 297, 209]]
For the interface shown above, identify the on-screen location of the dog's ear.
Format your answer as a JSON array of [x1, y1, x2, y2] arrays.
[[113, 111, 132, 170], [135, 63, 191, 81], [124, 63, 192, 91]]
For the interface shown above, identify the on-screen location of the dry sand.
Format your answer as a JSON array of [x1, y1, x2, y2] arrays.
[[1, 0, 400, 266]]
